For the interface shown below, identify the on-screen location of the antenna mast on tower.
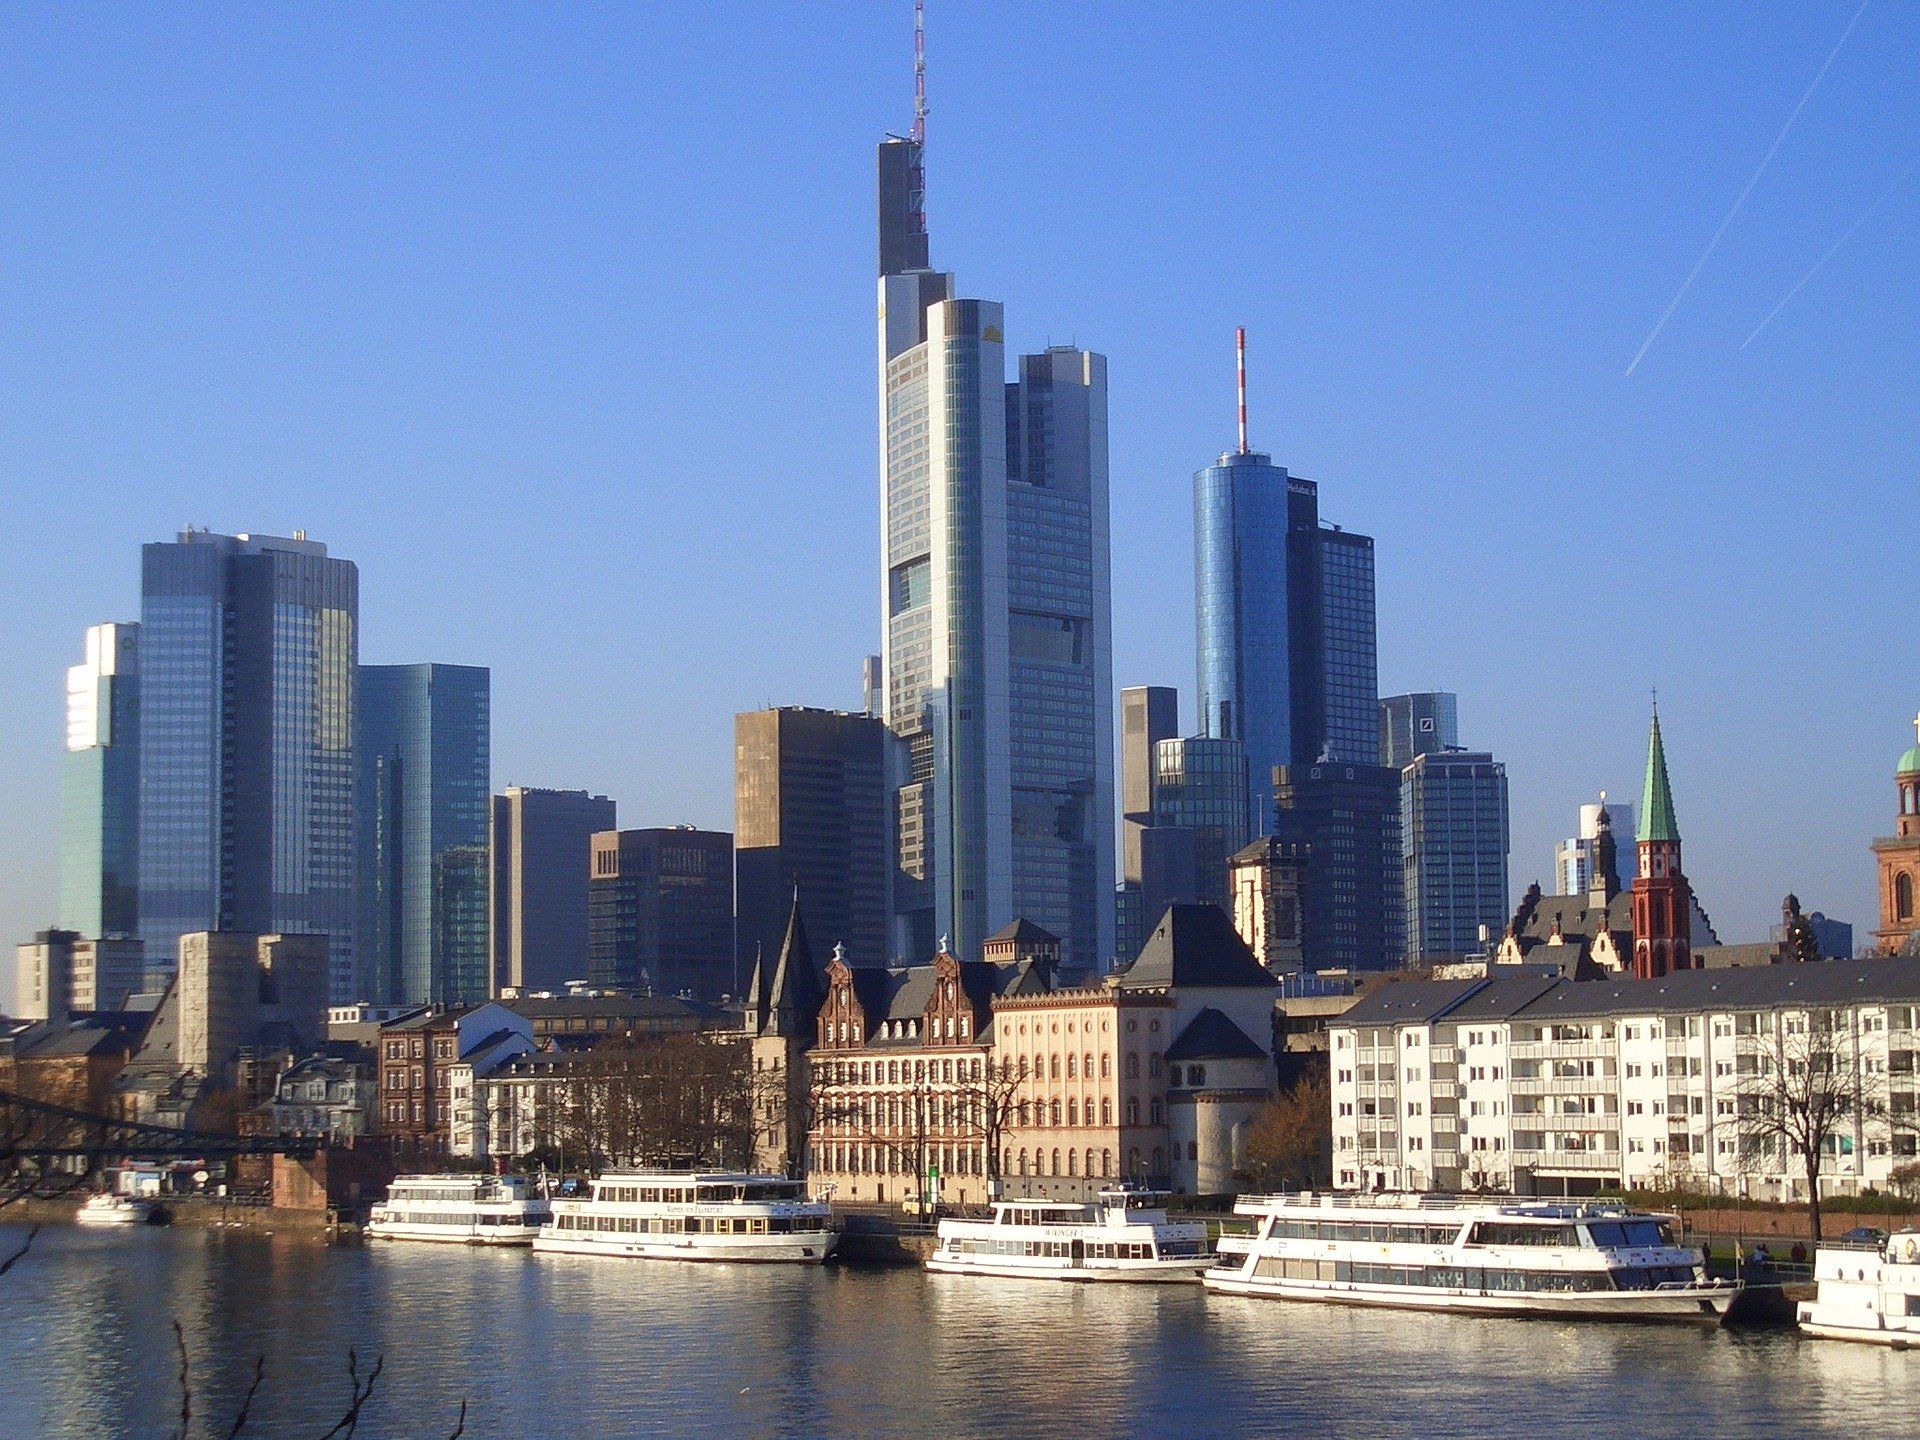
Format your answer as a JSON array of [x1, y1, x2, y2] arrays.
[[1236, 326, 1249, 454], [912, 0, 927, 146]]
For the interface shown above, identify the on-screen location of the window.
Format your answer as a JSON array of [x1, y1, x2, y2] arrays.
[[1900, 872, 1915, 922]]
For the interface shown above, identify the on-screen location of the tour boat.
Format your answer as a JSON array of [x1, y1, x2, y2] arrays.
[[1797, 1231, 1920, 1347], [366, 1174, 551, 1245], [74, 1193, 155, 1227], [928, 1187, 1212, 1282], [1205, 1192, 1740, 1320], [531, 1170, 837, 1264]]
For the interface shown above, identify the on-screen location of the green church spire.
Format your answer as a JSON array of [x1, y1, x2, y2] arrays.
[[1637, 706, 1680, 844]]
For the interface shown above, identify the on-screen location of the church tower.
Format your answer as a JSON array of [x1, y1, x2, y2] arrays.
[[1631, 707, 1694, 979], [1872, 715, 1920, 955], [749, 892, 827, 1176]]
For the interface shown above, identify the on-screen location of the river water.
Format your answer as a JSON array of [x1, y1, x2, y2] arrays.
[[3, 1223, 1916, 1439]]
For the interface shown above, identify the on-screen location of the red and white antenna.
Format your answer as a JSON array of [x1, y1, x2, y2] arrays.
[[912, 0, 927, 147], [1235, 326, 1249, 454]]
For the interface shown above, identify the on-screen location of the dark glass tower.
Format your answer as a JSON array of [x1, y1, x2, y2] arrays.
[[587, 827, 735, 999], [356, 663, 491, 1007], [137, 531, 359, 999]]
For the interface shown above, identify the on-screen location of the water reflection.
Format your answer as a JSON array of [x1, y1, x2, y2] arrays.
[[1, 1226, 1916, 1440]]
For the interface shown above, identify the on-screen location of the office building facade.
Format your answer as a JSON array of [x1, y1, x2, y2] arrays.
[[587, 828, 735, 999], [1151, 736, 1252, 914], [1274, 760, 1403, 971], [136, 531, 359, 1000], [489, 786, 615, 995], [356, 664, 491, 1007], [1379, 691, 1458, 771], [60, 622, 141, 941], [1401, 749, 1510, 965], [735, 706, 890, 974], [1555, 799, 1636, 897], [876, 127, 1112, 972], [1116, 685, 1181, 963]]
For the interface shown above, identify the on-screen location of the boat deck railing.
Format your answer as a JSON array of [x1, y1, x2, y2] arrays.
[[1234, 1191, 1638, 1218]]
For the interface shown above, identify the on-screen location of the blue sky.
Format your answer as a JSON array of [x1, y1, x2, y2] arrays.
[[2, 1, 1915, 987]]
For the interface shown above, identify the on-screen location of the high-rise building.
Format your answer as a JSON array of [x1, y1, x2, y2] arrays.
[[1555, 798, 1636, 897], [1116, 685, 1181, 963], [1151, 736, 1251, 913], [13, 930, 142, 1020], [587, 827, 735, 999], [1379, 692, 1458, 771], [60, 622, 141, 941], [875, 59, 1113, 972], [1274, 760, 1403, 971], [136, 531, 359, 1000], [489, 786, 615, 995], [734, 706, 889, 974], [356, 664, 491, 1007], [1400, 749, 1510, 964]]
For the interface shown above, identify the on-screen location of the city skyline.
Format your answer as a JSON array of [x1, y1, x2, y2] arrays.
[[3, 4, 1916, 999]]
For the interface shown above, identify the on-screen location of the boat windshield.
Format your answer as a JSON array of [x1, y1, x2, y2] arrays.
[[1584, 1219, 1676, 1250]]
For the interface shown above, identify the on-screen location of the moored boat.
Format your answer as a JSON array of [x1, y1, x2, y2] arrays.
[[928, 1187, 1211, 1282], [74, 1193, 156, 1227], [367, 1174, 551, 1245], [1797, 1230, 1920, 1347], [532, 1171, 836, 1264], [1205, 1191, 1739, 1320]]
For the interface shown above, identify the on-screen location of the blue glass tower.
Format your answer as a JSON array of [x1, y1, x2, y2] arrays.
[[59, 622, 141, 939], [137, 530, 359, 999], [356, 664, 491, 1006]]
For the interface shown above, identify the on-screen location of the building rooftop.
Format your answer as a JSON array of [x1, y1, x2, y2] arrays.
[[1164, 1007, 1266, 1062], [1112, 905, 1279, 992]]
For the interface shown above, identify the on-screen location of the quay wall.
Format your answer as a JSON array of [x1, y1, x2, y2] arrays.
[[8, 1195, 337, 1237]]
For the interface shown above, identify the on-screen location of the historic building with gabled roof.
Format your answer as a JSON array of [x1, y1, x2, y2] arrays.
[[1873, 714, 1920, 957]]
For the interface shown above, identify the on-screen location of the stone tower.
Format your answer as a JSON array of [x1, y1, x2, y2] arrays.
[[1872, 715, 1920, 956], [747, 892, 826, 1177], [1631, 708, 1694, 979]]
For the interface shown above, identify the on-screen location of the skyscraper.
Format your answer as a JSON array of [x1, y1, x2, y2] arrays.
[[1555, 798, 1635, 896], [734, 706, 890, 973], [60, 622, 140, 941], [875, 39, 1113, 972], [587, 827, 735, 999], [1116, 685, 1180, 962], [356, 664, 491, 1007], [1400, 749, 1510, 964], [489, 786, 615, 994], [1379, 692, 1458, 770], [137, 531, 358, 999], [1151, 735, 1251, 914], [1274, 759, 1403, 971]]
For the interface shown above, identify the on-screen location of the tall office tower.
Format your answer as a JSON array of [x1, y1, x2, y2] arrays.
[[1400, 749, 1510, 964], [862, 656, 884, 718], [356, 664, 491, 1007], [1274, 760, 1403, 971], [488, 786, 615, 994], [1116, 686, 1180, 961], [1193, 338, 1380, 826], [1151, 736, 1251, 913], [1379, 692, 1458, 771], [137, 531, 359, 1000], [1554, 798, 1635, 896], [875, 39, 1113, 972], [734, 706, 890, 975], [587, 827, 735, 999], [60, 622, 141, 941]]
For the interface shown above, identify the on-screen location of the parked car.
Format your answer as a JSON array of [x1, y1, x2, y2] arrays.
[[1837, 1226, 1889, 1247]]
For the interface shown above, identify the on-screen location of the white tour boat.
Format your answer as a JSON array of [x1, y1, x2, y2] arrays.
[[366, 1174, 551, 1245], [1797, 1231, 1920, 1347], [1205, 1192, 1740, 1320], [928, 1188, 1212, 1282], [532, 1170, 837, 1264], [74, 1193, 155, 1227]]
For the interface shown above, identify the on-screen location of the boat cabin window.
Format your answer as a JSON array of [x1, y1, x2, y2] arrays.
[[1465, 1222, 1583, 1248], [1583, 1219, 1674, 1249]]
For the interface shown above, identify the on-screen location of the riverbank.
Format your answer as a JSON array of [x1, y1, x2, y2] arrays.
[[8, 1194, 337, 1236]]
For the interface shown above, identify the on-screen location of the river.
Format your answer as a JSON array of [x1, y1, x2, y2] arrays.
[[2, 1223, 1915, 1438]]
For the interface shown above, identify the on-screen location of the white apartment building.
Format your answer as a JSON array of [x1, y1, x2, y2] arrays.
[[1330, 959, 1920, 1200]]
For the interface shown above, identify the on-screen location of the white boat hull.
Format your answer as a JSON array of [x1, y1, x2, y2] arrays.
[[74, 1207, 150, 1228], [1203, 1270, 1736, 1320], [1796, 1315, 1920, 1348], [367, 1222, 544, 1246], [927, 1255, 1208, 1283], [532, 1230, 836, 1264]]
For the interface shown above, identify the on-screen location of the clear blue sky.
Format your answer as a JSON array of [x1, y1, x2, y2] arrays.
[[2, 2, 1915, 990]]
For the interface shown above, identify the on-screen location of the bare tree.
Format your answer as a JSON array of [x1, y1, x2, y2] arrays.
[[960, 1057, 1023, 1201], [1734, 1009, 1903, 1243], [1244, 1070, 1331, 1191]]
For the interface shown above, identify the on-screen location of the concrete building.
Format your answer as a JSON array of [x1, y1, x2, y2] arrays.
[[60, 622, 140, 942], [14, 930, 144, 1019], [1401, 749, 1510, 966], [1873, 715, 1920, 956], [1379, 692, 1457, 771], [1274, 760, 1403, 971], [1116, 685, 1181, 964], [489, 786, 615, 995], [734, 706, 890, 974], [586, 827, 735, 1000], [1329, 958, 1920, 1199], [137, 531, 359, 1000], [876, 107, 1113, 975], [356, 663, 491, 1008], [1229, 837, 1309, 975]]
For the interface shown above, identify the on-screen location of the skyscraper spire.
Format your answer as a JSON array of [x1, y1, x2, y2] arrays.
[[913, 0, 927, 147], [1236, 326, 1249, 454]]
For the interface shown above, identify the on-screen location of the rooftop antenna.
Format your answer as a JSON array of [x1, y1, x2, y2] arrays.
[[912, 0, 927, 147], [1236, 326, 1249, 455]]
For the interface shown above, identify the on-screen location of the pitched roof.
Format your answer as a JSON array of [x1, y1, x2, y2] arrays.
[[1112, 905, 1279, 991], [1335, 978, 1487, 1027], [767, 897, 825, 1025], [985, 918, 1059, 944], [1638, 709, 1680, 844], [1164, 1007, 1266, 1062]]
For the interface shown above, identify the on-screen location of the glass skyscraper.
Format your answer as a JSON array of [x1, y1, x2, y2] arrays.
[[877, 128, 1113, 972], [59, 622, 141, 940], [137, 530, 359, 999], [1380, 691, 1459, 770], [1401, 749, 1510, 964], [1150, 735, 1250, 914], [356, 663, 491, 1007]]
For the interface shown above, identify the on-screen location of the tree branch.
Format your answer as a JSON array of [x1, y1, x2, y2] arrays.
[[221, 1354, 267, 1440], [0, 1224, 39, 1278]]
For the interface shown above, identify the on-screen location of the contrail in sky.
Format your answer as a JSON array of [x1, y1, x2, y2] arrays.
[[1624, 0, 1872, 377], [1741, 160, 1916, 349]]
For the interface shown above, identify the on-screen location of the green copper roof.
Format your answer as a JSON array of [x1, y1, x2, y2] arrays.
[[1901, 717, 1920, 775], [1638, 709, 1680, 844]]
